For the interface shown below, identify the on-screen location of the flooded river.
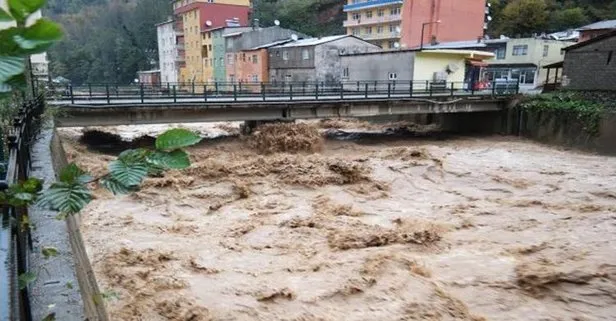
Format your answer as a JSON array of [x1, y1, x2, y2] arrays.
[[59, 121, 616, 321]]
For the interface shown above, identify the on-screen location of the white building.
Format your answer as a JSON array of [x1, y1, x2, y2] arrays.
[[156, 19, 179, 85], [0, 0, 49, 78]]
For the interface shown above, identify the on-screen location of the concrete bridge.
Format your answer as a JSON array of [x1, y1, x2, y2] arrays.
[[49, 81, 518, 127]]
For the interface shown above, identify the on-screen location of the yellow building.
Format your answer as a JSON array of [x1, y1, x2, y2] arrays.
[[343, 0, 403, 49], [172, 0, 251, 85]]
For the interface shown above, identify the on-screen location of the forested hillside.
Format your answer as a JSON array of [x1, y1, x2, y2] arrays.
[[46, 0, 616, 84]]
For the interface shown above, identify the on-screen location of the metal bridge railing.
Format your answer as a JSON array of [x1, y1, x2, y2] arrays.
[[1, 95, 45, 321], [49, 80, 519, 105]]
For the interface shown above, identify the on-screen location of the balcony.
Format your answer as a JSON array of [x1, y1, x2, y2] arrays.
[[343, 14, 401, 27], [343, 0, 403, 12], [358, 31, 400, 41]]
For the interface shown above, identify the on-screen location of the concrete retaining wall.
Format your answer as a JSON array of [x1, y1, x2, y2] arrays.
[[50, 130, 109, 321], [514, 109, 616, 155]]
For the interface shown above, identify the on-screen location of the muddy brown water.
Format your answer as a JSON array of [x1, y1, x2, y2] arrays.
[[59, 122, 616, 321]]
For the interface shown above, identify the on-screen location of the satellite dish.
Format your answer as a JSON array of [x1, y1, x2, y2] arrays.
[[291, 34, 298, 41], [394, 42, 400, 48], [274, 19, 280, 26], [206, 20, 212, 27]]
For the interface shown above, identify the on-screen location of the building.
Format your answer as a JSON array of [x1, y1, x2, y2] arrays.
[[343, 0, 487, 50], [561, 30, 616, 91], [137, 70, 161, 87], [202, 26, 253, 83], [156, 19, 179, 85], [341, 49, 493, 89], [268, 35, 380, 83], [577, 20, 616, 43], [172, 0, 251, 84], [225, 26, 308, 82], [0, 0, 49, 79], [421, 37, 575, 91]]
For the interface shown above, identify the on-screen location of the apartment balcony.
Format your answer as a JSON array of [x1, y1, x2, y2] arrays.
[[359, 31, 400, 41], [343, 0, 403, 12], [343, 14, 401, 27]]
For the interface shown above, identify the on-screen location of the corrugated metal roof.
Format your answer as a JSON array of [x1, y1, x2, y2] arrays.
[[248, 39, 295, 50], [420, 40, 488, 50], [578, 19, 616, 31], [272, 35, 350, 48]]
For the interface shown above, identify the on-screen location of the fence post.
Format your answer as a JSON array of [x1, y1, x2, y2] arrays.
[[261, 82, 266, 101], [356, 81, 359, 92], [191, 81, 195, 96], [106, 84, 110, 104], [88, 83, 92, 98], [492, 80, 496, 96], [471, 82, 475, 96], [340, 82, 344, 100], [365, 83, 368, 98], [387, 83, 391, 98], [239, 82, 242, 95], [409, 81, 413, 97], [204, 85, 207, 102], [167, 83, 170, 97], [233, 85, 237, 101], [69, 84, 74, 104], [173, 85, 177, 103], [315, 83, 319, 100], [140, 83, 144, 103], [450, 82, 455, 97], [374, 80, 377, 93], [302, 82, 306, 96], [115, 84, 119, 97], [215, 82, 219, 95], [289, 84, 293, 101]]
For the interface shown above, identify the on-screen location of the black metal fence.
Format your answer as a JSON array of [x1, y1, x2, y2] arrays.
[[49, 80, 519, 104], [0, 95, 45, 321]]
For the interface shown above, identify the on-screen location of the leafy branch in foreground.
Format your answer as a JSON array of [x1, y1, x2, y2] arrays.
[[0, 0, 63, 95], [39, 128, 202, 215]]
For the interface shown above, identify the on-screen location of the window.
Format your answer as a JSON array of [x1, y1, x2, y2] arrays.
[[377, 26, 383, 34], [389, 24, 397, 33], [366, 11, 372, 19], [365, 26, 372, 34], [343, 67, 349, 78], [302, 49, 309, 60], [352, 27, 359, 36], [388, 72, 397, 80], [283, 51, 289, 61], [276, 50, 280, 57], [388, 40, 396, 48], [512, 45, 528, 56], [390, 7, 400, 15], [352, 12, 361, 20], [252, 54, 258, 64], [285, 75, 292, 82], [542, 45, 549, 57], [251, 75, 258, 82], [208, 32, 211, 39], [227, 55, 234, 65], [208, 44, 212, 51], [377, 9, 384, 17], [520, 69, 535, 85], [242, 53, 246, 61], [495, 47, 505, 60]]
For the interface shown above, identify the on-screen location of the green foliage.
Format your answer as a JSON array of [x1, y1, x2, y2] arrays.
[[489, 0, 616, 36], [18, 271, 37, 290], [521, 91, 605, 136], [0, 0, 62, 94], [0, 177, 43, 207], [42, 246, 59, 259], [40, 128, 201, 214]]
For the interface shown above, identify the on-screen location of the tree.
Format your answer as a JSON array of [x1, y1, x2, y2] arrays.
[[549, 7, 589, 31], [497, 0, 549, 36]]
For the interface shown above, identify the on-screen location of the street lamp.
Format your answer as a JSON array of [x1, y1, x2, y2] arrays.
[[420, 20, 441, 50]]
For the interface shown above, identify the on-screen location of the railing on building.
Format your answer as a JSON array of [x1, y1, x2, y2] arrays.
[[343, 15, 402, 27], [50, 80, 519, 105], [343, 0, 404, 12], [0, 95, 45, 321]]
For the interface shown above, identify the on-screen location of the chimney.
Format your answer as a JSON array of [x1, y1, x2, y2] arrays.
[[252, 18, 260, 30]]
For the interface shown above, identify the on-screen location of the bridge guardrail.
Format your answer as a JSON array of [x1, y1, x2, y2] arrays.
[[1, 95, 45, 321], [49, 80, 519, 105]]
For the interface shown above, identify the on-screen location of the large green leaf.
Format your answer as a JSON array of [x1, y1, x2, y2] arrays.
[[155, 128, 201, 150], [0, 8, 13, 22], [18, 271, 37, 290], [39, 182, 92, 214], [22, 177, 43, 194], [109, 159, 148, 187], [59, 163, 92, 184], [147, 150, 191, 169], [8, 0, 45, 23], [100, 176, 135, 195], [14, 19, 63, 51], [0, 56, 25, 83]]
